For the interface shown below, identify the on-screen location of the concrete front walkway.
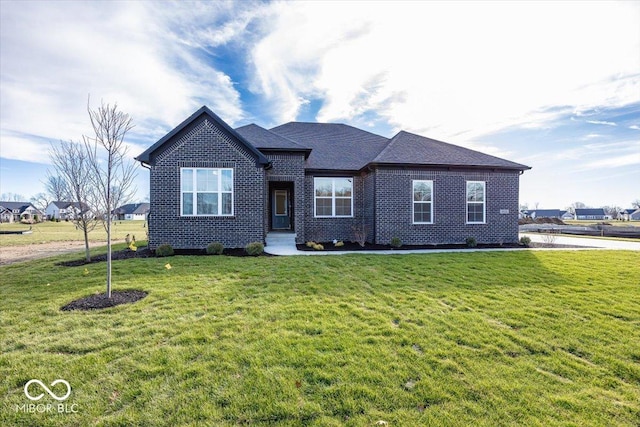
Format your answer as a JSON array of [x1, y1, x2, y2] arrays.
[[264, 233, 640, 256]]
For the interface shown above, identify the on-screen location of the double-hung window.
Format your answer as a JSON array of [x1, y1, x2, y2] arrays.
[[181, 168, 233, 216], [413, 180, 433, 224], [314, 177, 353, 217], [466, 181, 485, 223]]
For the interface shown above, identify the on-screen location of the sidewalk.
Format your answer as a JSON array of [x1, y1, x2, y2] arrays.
[[264, 233, 640, 256]]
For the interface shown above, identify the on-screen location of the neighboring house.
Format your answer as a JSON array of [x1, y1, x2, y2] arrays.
[[45, 201, 88, 220], [135, 106, 531, 250], [574, 208, 606, 220], [112, 203, 150, 220], [630, 209, 640, 221], [527, 209, 563, 219], [0, 201, 42, 223], [561, 210, 574, 221], [619, 208, 638, 221]]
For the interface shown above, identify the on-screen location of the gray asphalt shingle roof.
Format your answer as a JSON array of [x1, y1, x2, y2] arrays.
[[373, 131, 530, 170], [269, 122, 389, 170], [235, 124, 310, 154], [113, 203, 150, 215], [575, 208, 606, 216]]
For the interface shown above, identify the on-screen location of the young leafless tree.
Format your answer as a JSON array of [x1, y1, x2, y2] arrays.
[[49, 140, 99, 262], [84, 100, 136, 298]]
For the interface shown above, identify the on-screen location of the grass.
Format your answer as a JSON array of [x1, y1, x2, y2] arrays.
[[0, 220, 147, 247], [1, 248, 639, 426]]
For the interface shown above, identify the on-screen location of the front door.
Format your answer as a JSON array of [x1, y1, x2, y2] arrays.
[[272, 189, 291, 230]]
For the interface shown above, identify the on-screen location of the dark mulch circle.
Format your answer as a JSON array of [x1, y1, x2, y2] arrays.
[[61, 290, 148, 311]]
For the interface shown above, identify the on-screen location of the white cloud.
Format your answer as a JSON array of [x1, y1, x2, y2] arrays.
[[586, 120, 617, 126], [630, 125, 640, 130], [250, 1, 640, 145], [0, 1, 252, 163]]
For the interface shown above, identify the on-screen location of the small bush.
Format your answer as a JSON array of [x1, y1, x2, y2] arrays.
[[334, 241, 344, 247], [519, 236, 532, 247], [245, 242, 264, 256], [206, 242, 224, 255], [312, 243, 324, 251], [465, 237, 477, 248], [305, 241, 316, 247], [156, 244, 174, 257], [390, 237, 402, 248]]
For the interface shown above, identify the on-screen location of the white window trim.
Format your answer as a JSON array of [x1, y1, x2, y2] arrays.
[[313, 177, 354, 218], [466, 180, 486, 224], [180, 167, 234, 217], [412, 180, 434, 224]]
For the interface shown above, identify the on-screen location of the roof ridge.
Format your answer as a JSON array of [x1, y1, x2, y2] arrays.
[[236, 123, 308, 149]]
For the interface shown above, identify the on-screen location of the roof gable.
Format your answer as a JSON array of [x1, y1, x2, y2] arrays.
[[270, 122, 389, 170], [136, 106, 270, 167], [373, 131, 530, 171]]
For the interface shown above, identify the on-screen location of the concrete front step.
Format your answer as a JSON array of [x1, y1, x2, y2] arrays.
[[266, 232, 297, 246]]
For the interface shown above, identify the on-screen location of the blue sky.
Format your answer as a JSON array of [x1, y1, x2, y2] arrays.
[[1, 1, 638, 210]]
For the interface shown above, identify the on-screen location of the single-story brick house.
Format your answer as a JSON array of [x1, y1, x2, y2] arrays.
[[136, 106, 531, 250]]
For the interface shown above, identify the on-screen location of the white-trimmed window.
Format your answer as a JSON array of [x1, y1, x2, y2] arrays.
[[413, 180, 433, 224], [466, 181, 485, 223], [314, 177, 353, 217], [181, 168, 233, 216]]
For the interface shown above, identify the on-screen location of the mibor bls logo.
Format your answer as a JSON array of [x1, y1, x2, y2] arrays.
[[16, 379, 78, 414]]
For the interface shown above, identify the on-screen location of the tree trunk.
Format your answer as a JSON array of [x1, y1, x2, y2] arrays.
[[83, 226, 91, 262], [106, 217, 112, 298]]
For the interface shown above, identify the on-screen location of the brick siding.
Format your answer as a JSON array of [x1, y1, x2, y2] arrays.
[[148, 119, 265, 250], [373, 168, 520, 245]]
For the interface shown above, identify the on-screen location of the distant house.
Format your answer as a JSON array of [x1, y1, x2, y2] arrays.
[[561, 210, 574, 221], [45, 201, 88, 220], [112, 203, 150, 220], [527, 209, 563, 219], [619, 208, 638, 221], [630, 209, 640, 221], [574, 208, 606, 220], [0, 201, 42, 223]]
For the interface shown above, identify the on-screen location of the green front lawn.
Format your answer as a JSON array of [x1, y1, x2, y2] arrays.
[[1, 249, 639, 426], [0, 220, 147, 247]]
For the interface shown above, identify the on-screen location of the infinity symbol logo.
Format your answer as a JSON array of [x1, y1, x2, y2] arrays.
[[24, 379, 71, 401]]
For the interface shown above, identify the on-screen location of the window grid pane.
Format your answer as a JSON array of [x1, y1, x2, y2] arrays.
[[181, 168, 233, 216], [314, 177, 353, 217]]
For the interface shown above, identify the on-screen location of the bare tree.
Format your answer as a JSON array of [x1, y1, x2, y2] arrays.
[[1, 192, 26, 201], [84, 100, 136, 298], [30, 192, 52, 212], [632, 199, 640, 209], [50, 140, 99, 262], [602, 205, 621, 220], [44, 174, 70, 201]]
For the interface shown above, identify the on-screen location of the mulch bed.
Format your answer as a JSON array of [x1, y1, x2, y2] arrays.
[[57, 246, 270, 267], [60, 290, 148, 311], [296, 241, 588, 251], [297, 241, 525, 252]]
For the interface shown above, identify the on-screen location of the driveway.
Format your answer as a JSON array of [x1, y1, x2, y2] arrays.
[[519, 233, 640, 251]]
